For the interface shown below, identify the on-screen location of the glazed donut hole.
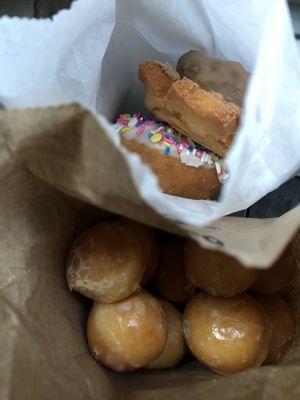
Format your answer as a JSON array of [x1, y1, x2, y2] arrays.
[[154, 237, 195, 304], [254, 294, 295, 363], [66, 218, 146, 303], [147, 299, 185, 369], [183, 293, 270, 375], [87, 290, 167, 372], [251, 245, 297, 294], [184, 240, 259, 297], [118, 219, 161, 286]]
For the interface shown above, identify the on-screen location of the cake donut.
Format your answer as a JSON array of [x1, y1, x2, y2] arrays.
[[115, 113, 227, 200], [138, 61, 240, 157]]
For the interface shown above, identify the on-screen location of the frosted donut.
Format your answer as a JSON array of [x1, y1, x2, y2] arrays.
[[255, 294, 295, 363], [87, 290, 167, 372], [184, 241, 259, 297], [251, 245, 297, 294], [116, 113, 227, 200], [176, 50, 249, 107], [147, 299, 185, 369], [154, 237, 195, 303], [183, 293, 270, 375], [66, 218, 145, 303]]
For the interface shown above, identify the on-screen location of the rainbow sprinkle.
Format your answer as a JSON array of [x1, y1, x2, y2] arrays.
[[115, 113, 228, 183]]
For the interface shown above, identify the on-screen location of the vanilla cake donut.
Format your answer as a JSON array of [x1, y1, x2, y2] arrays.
[[115, 113, 227, 200], [255, 294, 295, 363], [147, 299, 185, 369], [183, 293, 270, 375], [66, 219, 146, 303], [87, 290, 167, 372], [184, 241, 259, 297]]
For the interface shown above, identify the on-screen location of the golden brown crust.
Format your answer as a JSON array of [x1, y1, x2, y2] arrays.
[[138, 61, 180, 98], [121, 137, 221, 200], [138, 61, 240, 157]]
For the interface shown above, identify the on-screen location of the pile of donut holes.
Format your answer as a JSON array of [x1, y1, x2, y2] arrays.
[[66, 217, 296, 375]]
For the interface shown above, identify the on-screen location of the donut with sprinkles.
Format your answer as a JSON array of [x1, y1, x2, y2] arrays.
[[115, 113, 228, 200]]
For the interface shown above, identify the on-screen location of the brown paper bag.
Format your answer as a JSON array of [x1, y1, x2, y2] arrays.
[[0, 104, 300, 400]]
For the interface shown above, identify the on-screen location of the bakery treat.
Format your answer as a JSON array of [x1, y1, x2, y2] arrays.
[[184, 241, 259, 297], [255, 294, 295, 363], [138, 61, 240, 157], [147, 299, 185, 369], [87, 290, 167, 372], [176, 50, 249, 107], [118, 218, 161, 286], [116, 113, 227, 200], [138, 60, 180, 111], [138, 226, 160, 286], [66, 218, 146, 303], [183, 293, 270, 375], [251, 245, 297, 294], [154, 237, 195, 303]]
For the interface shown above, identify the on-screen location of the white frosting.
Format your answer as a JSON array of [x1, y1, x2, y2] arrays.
[[115, 114, 228, 182]]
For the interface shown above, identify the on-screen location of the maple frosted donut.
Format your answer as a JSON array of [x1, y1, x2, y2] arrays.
[[147, 299, 185, 369], [176, 50, 249, 107], [66, 218, 146, 303], [183, 293, 270, 375], [154, 237, 195, 303], [87, 290, 167, 372], [115, 113, 227, 200]]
